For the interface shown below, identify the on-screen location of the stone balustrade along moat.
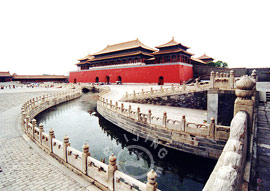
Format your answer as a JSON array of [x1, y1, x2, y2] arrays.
[[20, 69, 257, 190], [203, 74, 256, 191], [21, 88, 160, 191], [98, 71, 257, 190], [98, 93, 230, 159], [123, 70, 238, 101]]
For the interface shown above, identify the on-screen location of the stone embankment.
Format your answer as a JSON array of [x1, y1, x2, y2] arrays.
[[21, 88, 160, 191]]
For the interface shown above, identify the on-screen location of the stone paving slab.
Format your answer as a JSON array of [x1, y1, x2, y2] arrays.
[[255, 102, 270, 190], [0, 89, 101, 191]]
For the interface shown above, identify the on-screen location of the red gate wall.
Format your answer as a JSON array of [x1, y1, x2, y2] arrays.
[[69, 64, 193, 84]]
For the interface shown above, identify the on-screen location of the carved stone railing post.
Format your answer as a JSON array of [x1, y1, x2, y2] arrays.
[[234, 75, 256, 130], [82, 143, 90, 174], [39, 123, 44, 144], [210, 71, 215, 89], [42, 95, 45, 104], [31, 119, 37, 139], [48, 128, 55, 153], [163, 112, 167, 128], [126, 92, 128, 99], [133, 90, 136, 99], [182, 81, 186, 91], [137, 107, 141, 121], [160, 86, 164, 93], [110, 100, 112, 109], [171, 84, 175, 92], [32, 98, 35, 108], [195, 78, 200, 88], [121, 103, 124, 113], [108, 154, 117, 191], [181, 115, 186, 132], [25, 116, 30, 132], [146, 169, 158, 191], [209, 117, 216, 139], [115, 101, 118, 112], [128, 105, 131, 117], [148, 110, 152, 124], [229, 70, 235, 89], [26, 102, 30, 113], [141, 89, 144, 95], [251, 69, 257, 82], [150, 88, 153, 95], [63, 135, 70, 163], [216, 72, 220, 78], [106, 99, 108, 108]]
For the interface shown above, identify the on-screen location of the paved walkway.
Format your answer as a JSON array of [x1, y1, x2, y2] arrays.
[[255, 102, 270, 190], [103, 85, 207, 124], [0, 88, 101, 191]]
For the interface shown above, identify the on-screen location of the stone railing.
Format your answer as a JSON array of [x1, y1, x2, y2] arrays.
[[97, 95, 230, 159], [0, 82, 78, 90], [123, 70, 238, 102], [209, 70, 236, 90], [123, 81, 210, 101], [203, 74, 256, 191], [21, 88, 159, 191], [99, 97, 230, 142]]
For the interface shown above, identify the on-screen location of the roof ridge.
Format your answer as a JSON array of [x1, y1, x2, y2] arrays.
[[156, 37, 190, 49], [92, 39, 156, 56], [108, 39, 138, 47]]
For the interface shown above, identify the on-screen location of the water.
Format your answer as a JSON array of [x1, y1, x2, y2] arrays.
[[35, 93, 216, 191]]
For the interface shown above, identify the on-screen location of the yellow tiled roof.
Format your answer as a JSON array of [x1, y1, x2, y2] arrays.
[[92, 39, 156, 56], [155, 37, 190, 49]]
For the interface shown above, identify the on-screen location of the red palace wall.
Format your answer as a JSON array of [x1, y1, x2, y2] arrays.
[[69, 63, 193, 84]]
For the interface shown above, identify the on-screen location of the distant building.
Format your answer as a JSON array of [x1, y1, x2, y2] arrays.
[[0, 71, 12, 82], [0, 72, 67, 83], [196, 53, 214, 64], [70, 38, 195, 85], [12, 74, 67, 83]]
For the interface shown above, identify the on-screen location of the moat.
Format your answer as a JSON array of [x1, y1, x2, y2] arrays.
[[35, 93, 216, 191]]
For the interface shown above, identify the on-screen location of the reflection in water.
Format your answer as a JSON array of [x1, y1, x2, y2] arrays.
[[35, 93, 216, 191]]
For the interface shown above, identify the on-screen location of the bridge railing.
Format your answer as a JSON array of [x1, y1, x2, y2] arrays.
[[122, 70, 238, 102], [203, 72, 256, 191], [21, 88, 159, 191], [99, 97, 230, 142]]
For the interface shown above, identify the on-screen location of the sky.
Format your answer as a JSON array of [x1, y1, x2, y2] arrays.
[[0, 0, 269, 75]]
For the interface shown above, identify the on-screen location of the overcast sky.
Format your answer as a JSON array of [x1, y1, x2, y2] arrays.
[[0, 0, 269, 75]]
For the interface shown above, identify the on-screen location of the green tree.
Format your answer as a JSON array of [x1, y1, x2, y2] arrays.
[[207, 60, 228, 68]]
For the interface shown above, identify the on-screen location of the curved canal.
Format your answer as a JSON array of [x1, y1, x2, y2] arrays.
[[35, 93, 216, 191]]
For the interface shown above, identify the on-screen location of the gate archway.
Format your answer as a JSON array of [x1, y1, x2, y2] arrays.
[[95, 77, 99, 83], [158, 76, 164, 85], [117, 76, 122, 84], [106, 76, 110, 84]]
